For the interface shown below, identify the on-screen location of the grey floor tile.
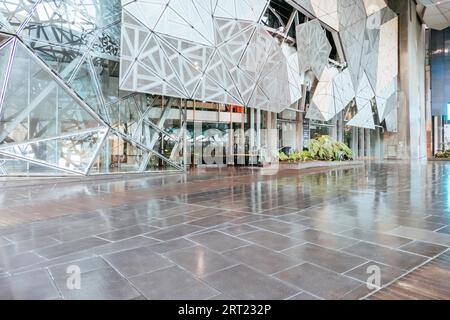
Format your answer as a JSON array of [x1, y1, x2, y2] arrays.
[[203, 265, 298, 300], [340, 228, 413, 248], [0, 251, 46, 272], [238, 230, 303, 251], [223, 245, 301, 274], [10, 251, 96, 275], [0, 237, 11, 247], [340, 285, 377, 300], [147, 215, 198, 228], [288, 229, 359, 250], [88, 236, 161, 255], [249, 219, 308, 235], [189, 231, 248, 253], [188, 215, 236, 228], [220, 224, 259, 236], [288, 292, 322, 300], [130, 266, 219, 300], [96, 225, 157, 241], [436, 226, 450, 235], [399, 241, 448, 257], [147, 238, 197, 254], [387, 226, 450, 247], [54, 267, 140, 300], [165, 246, 236, 277], [342, 242, 428, 271], [275, 213, 308, 223], [0, 269, 60, 300], [49, 257, 111, 280], [296, 218, 354, 233], [282, 243, 366, 273], [344, 261, 405, 287], [208, 293, 234, 300], [103, 246, 174, 277], [260, 207, 300, 216], [7, 237, 61, 253], [274, 263, 361, 300], [35, 237, 110, 259], [146, 224, 204, 241], [52, 225, 115, 242]]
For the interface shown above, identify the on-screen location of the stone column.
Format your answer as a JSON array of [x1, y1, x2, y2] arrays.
[[386, 0, 428, 160]]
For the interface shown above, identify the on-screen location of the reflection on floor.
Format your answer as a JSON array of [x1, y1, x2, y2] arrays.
[[0, 162, 450, 300]]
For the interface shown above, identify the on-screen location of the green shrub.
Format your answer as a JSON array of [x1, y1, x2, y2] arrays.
[[288, 152, 299, 162], [278, 151, 289, 161], [299, 151, 313, 161], [435, 150, 450, 159], [278, 136, 352, 163], [309, 136, 352, 161]]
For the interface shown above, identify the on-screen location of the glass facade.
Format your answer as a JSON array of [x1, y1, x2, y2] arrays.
[[0, 0, 185, 176], [0, 1, 404, 176]]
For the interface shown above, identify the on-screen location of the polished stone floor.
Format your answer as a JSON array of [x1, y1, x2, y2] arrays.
[[1, 162, 450, 300]]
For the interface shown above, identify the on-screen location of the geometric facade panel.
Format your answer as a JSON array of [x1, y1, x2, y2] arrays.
[[417, 0, 450, 30], [296, 19, 332, 78], [120, 0, 297, 113], [299, 0, 398, 131]]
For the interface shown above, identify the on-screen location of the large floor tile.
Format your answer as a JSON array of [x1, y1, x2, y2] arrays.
[[342, 242, 428, 271], [288, 229, 359, 250], [189, 231, 248, 253], [274, 263, 361, 300], [223, 245, 301, 274], [344, 261, 405, 287], [165, 246, 236, 277], [282, 243, 366, 273], [54, 267, 140, 300], [146, 224, 204, 241], [103, 247, 174, 277], [399, 241, 448, 258], [203, 265, 298, 300], [130, 266, 219, 300], [35, 237, 110, 259], [238, 230, 304, 251], [96, 225, 157, 241], [0, 269, 60, 300], [249, 219, 308, 235], [340, 228, 413, 248], [387, 226, 450, 247]]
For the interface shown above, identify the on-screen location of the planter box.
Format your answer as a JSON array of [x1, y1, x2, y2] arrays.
[[278, 160, 365, 170]]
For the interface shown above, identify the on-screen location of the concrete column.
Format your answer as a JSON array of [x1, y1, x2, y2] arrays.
[[386, 0, 428, 160], [359, 128, 365, 159], [365, 129, 371, 158]]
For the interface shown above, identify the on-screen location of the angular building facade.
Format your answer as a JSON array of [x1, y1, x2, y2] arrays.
[[0, 0, 420, 177]]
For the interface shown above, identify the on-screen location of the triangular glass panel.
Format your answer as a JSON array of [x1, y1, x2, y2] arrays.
[[89, 131, 147, 174], [0, 153, 77, 176], [109, 96, 142, 137], [0, 42, 103, 145], [143, 153, 182, 172], [91, 56, 121, 105], [0, 0, 36, 33], [21, 39, 84, 81], [0, 37, 13, 111], [0, 129, 108, 174], [69, 55, 106, 118]]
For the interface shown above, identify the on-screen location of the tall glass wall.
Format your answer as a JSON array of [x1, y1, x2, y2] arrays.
[[0, 0, 184, 176]]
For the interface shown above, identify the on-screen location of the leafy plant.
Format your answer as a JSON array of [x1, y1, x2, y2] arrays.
[[435, 150, 450, 159], [299, 151, 313, 161], [288, 152, 299, 162], [278, 136, 352, 163], [308, 136, 352, 161], [278, 151, 289, 161]]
